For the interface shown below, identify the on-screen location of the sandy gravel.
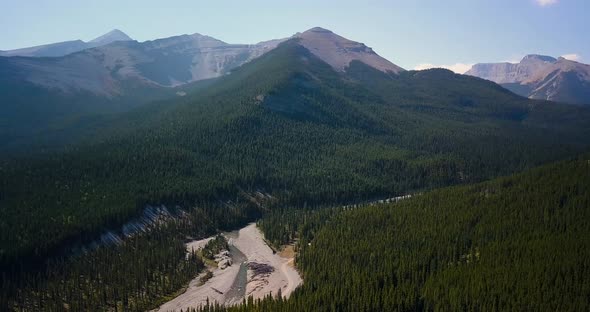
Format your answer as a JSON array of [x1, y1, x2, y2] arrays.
[[156, 223, 302, 311], [233, 223, 302, 300]]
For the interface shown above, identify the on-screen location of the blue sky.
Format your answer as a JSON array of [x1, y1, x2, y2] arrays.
[[1, 0, 588, 72]]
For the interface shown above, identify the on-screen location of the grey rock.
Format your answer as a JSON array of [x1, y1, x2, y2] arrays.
[[0, 32, 286, 96], [295, 27, 404, 74], [466, 55, 590, 105]]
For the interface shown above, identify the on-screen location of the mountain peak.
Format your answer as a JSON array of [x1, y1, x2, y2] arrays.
[[0, 29, 133, 57], [305, 27, 334, 34], [521, 54, 557, 63], [90, 29, 133, 45], [294, 27, 404, 74], [467, 53, 590, 105]]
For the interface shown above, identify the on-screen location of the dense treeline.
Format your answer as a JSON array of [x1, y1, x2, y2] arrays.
[[201, 235, 229, 260], [257, 206, 341, 249], [192, 155, 590, 312], [1, 200, 262, 311]]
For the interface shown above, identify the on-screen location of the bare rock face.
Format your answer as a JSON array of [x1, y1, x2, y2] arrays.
[[295, 27, 404, 74], [466, 55, 590, 105], [126, 33, 285, 86], [0, 27, 404, 98], [466, 55, 557, 84], [214, 249, 232, 269], [0, 33, 286, 96], [217, 258, 233, 270]]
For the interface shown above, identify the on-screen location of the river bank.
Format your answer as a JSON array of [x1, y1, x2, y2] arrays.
[[156, 223, 301, 311]]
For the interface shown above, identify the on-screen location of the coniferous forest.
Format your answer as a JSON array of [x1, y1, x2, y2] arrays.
[[1, 200, 263, 311], [192, 155, 590, 312]]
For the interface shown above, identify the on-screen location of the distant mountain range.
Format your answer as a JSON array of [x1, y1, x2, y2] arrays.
[[1, 33, 286, 95], [2, 27, 590, 153], [3, 29, 589, 107], [0, 27, 404, 151], [0, 27, 403, 97], [466, 55, 590, 105], [295, 27, 403, 74], [0, 29, 133, 57]]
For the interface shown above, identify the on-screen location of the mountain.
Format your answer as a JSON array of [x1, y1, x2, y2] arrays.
[[3, 28, 590, 310], [234, 155, 590, 311], [0, 40, 89, 58], [3, 32, 590, 268], [0, 33, 286, 151], [0, 28, 405, 152], [0, 29, 133, 57], [0, 34, 283, 94], [466, 55, 590, 105], [89, 29, 132, 46], [294, 27, 404, 73], [0, 27, 400, 97]]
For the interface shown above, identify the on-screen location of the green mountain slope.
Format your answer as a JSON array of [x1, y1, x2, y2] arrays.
[[1, 39, 590, 266], [0, 61, 217, 153], [205, 154, 590, 312]]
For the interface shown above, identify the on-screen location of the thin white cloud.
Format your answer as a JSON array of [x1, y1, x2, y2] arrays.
[[561, 54, 581, 62], [414, 63, 474, 74], [535, 0, 558, 6]]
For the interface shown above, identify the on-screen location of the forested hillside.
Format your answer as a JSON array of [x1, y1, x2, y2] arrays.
[[0, 70, 217, 153], [194, 154, 590, 312], [1, 200, 263, 311], [2, 38, 590, 270]]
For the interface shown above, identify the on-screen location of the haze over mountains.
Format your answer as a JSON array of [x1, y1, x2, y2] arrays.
[[5, 26, 590, 107], [0, 29, 133, 57], [1, 32, 284, 96], [0, 27, 404, 97], [466, 55, 590, 105]]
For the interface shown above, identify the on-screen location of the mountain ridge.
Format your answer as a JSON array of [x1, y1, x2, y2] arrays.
[[2, 28, 589, 155], [1, 27, 403, 94], [466, 54, 590, 105], [0, 29, 134, 57], [89, 29, 132, 45], [0, 27, 408, 152], [294, 27, 404, 73]]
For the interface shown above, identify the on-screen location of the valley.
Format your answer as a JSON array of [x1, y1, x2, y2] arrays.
[[1, 5, 590, 310]]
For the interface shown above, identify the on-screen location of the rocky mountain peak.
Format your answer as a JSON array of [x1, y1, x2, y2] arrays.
[[294, 27, 404, 74], [521, 54, 557, 63], [467, 54, 590, 105], [305, 27, 334, 34], [90, 29, 133, 45]]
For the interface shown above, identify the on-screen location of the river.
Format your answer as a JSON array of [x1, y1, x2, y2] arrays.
[[156, 223, 302, 311]]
